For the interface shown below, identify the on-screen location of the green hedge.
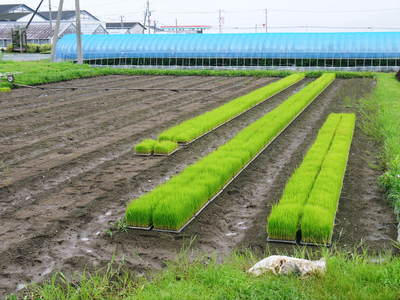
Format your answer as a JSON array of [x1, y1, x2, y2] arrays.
[[157, 73, 305, 143], [125, 73, 335, 230], [267, 113, 356, 244]]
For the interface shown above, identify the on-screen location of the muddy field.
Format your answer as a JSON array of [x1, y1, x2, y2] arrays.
[[0, 75, 396, 296]]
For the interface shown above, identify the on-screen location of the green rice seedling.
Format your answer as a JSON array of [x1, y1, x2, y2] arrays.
[[301, 113, 355, 244], [0, 87, 11, 92], [158, 73, 305, 143], [153, 141, 178, 155], [134, 139, 156, 154], [267, 204, 303, 241], [267, 113, 342, 240], [126, 74, 335, 230]]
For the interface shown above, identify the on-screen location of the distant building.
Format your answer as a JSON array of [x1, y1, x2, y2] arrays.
[[106, 22, 146, 34], [159, 25, 211, 34], [0, 5, 107, 48], [0, 22, 75, 47], [0, 4, 47, 22]]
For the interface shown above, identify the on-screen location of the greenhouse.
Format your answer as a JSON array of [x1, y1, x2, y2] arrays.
[[55, 32, 400, 70]]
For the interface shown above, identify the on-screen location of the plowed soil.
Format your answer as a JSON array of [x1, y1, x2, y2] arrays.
[[0, 75, 396, 296]]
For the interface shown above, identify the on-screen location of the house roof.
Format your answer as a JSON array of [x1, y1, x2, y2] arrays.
[[106, 22, 145, 30], [0, 4, 47, 21], [39, 10, 100, 22], [80, 23, 108, 35], [0, 22, 74, 40], [0, 4, 23, 14], [0, 12, 30, 21]]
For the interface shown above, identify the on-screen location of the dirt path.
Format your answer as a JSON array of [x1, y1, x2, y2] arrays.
[[0, 76, 396, 296]]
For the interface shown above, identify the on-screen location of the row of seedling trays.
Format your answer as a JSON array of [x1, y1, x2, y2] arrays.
[[266, 113, 356, 246], [134, 73, 305, 156], [126, 73, 336, 233]]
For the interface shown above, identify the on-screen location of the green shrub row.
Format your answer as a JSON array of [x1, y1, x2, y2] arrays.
[[5, 43, 51, 54], [267, 113, 356, 244], [125, 73, 336, 230], [157, 73, 305, 143]]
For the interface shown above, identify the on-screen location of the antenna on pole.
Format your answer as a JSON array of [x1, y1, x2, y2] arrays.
[[218, 9, 223, 33], [51, 0, 64, 62], [144, 0, 151, 34], [74, 0, 83, 64], [265, 9, 268, 32]]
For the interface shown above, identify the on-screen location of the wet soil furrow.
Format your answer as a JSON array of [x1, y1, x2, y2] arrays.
[[0, 76, 189, 126], [0, 76, 218, 142], [0, 75, 145, 106], [0, 77, 272, 206], [0, 76, 223, 161]]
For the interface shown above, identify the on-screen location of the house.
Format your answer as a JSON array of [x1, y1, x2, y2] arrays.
[[106, 22, 146, 34], [0, 6, 107, 47], [0, 3, 47, 22], [159, 25, 211, 34], [39, 10, 108, 35], [0, 22, 75, 47]]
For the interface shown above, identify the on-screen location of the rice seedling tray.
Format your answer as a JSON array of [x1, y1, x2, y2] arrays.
[[153, 147, 180, 156], [266, 237, 332, 247], [134, 152, 153, 156], [127, 225, 153, 231]]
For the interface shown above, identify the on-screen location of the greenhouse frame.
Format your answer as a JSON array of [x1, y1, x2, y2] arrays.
[[55, 32, 400, 71]]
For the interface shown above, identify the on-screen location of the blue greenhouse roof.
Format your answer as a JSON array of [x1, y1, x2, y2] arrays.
[[55, 32, 400, 60]]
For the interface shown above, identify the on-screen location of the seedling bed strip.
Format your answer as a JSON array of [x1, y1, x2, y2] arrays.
[[134, 152, 153, 156], [134, 79, 302, 157], [127, 225, 152, 231], [267, 115, 353, 247], [266, 236, 332, 247], [128, 79, 332, 234], [178, 79, 304, 146], [153, 147, 180, 156]]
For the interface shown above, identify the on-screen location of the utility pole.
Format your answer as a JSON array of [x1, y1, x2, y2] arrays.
[[175, 18, 178, 34], [265, 9, 268, 32], [48, 0, 53, 30], [144, 0, 151, 34], [120, 15, 124, 32], [51, 0, 64, 62], [153, 20, 156, 33], [218, 9, 223, 33], [75, 0, 83, 64]]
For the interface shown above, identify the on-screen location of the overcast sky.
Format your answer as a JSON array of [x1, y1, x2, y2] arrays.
[[5, 0, 400, 32]]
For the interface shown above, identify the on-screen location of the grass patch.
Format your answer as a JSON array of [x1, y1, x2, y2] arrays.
[[358, 73, 400, 221], [158, 73, 305, 143], [267, 113, 356, 244], [8, 249, 400, 300], [134, 139, 156, 154], [153, 140, 179, 155], [0, 60, 372, 90], [125, 74, 335, 230]]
